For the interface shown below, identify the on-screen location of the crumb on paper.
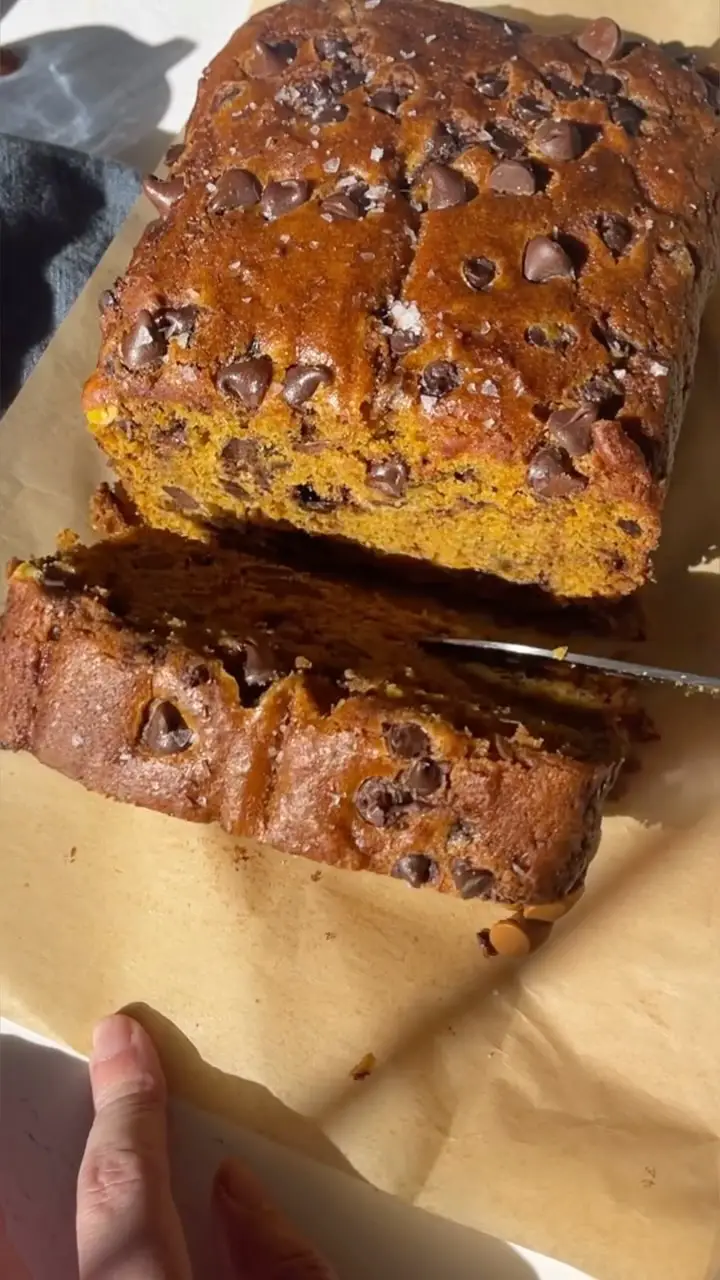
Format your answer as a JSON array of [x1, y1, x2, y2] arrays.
[[552, 645, 569, 661], [351, 1052, 377, 1081], [311, 869, 323, 882], [324, 931, 336, 941], [66, 846, 77, 864], [641, 1165, 656, 1188]]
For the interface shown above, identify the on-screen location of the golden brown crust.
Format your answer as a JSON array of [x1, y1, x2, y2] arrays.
[[83, 1, 720, 597], [0, 534, 625, 905]]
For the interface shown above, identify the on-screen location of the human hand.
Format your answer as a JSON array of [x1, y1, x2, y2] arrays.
[[75, 1012, 336, 1278]]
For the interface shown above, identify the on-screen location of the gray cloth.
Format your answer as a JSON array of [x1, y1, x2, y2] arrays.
[[0, 133, 141, 412]]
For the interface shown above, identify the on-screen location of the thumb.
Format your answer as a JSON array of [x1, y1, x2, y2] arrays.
[[213, 1160, 336, 1279]]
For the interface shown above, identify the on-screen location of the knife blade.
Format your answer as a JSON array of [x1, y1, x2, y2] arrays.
[[425, 638, 720, 695]]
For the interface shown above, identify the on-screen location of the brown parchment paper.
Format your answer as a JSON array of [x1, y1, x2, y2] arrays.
[[2, 4, 720, 1277]]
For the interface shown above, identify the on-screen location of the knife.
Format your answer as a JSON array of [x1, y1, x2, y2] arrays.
[[425, 638, 720, 695]]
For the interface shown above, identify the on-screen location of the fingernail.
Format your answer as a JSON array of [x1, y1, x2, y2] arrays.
[[92, 1014, 136, 1062], [215, 1160, 268, 1214]]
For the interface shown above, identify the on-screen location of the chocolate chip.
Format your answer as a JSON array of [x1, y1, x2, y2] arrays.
[[164, 142, 185, 166], [209, 168, 262, 213], [367, 457, 409, 499], [368, 88, 402, 115], [390, 329, 422, 355], [320, 192, 362, 220], [143, 174, 185, 215], [525, 323, 576, 350], [315, 34, 353, 61], [425, 163, 470, 210], [355, 777, 408, 827], [584, 70, 621, 97], [582, 374, 625, 416], [576, 17, 623, 63], [242, 636, 280, 687], [330, 63, 365, 95], [222, 480, 251, 501], [527, 447, 586, 498], [158, 306, 197, 341], [142, 700, 193, 753], [402, 757, 445, 798], [156, 420, 187, 450], [391, 854, 437, 888], [40, 564, 75, 592], [451, 859, 495, 900], [609, 98, 645, 135], [426, 121, 462, 164], [523, 236, 574, 282], [487, 124, 524, 157], [163, 485, 200, 511], [475, 73, 508, 97], [385, 722, 431, 758], [247, 39, 297, 77], [547, 404, 597, 456], [292, 483, 337, 512], [618, 517, 642, 537], [221, 437, 261, 470], [489, 159, 536, 195], [534, 118, 582, 161], [544, 73, 583, 101], [462, 257, 496, 291], [515, 95, 551, 124], [121, 310, 167, 369], [216, 356, 273, 409], [283, 364, 332, 406], [278, 75, 346, 122], [598, 213, 633, 257], [591, 321, 635, 359], [421, 360, 460, 398], [261, 179, 311, 220], [447, 818, 475, 844]]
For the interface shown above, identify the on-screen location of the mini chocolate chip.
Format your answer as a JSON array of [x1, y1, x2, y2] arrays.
[[475, 73, 508, 97], [221, 437, 261, 469], [547, 404, 598, 456], [283, 364, 332, 406], [355, 777, 408, 827], [390, 329, 422, 354], [261, 179, 311, 220], [384, 722, 431, 758], [534, 118, 582, 161], [222, 480, 252, 501], [143, 174, 185, 215], [515, 95, 551, 123], [462, 257, 496, 291], [142, 700, 193, 753], [451, 859, 495, 900], [544, 73, 583, 101], [368, 88, 402, 115], [421, 360, 461, 398], [489, 159, 536, 195], [242, 635, 280, 687], [488, 124, 525, 157], [584, 70, 621, 97], [367, 457, 409, 499], [164, 142, 185, 166], [523, 236, 574, 282], [292, 483, 337, 512], [216, 356, 273, 408], [247, 39, 297, 77], [209, 168, 262, 213], [597, 213, 633, 257], [402, 757, 445, 798], [425, 163, 470, 211], [576, 17, 623, 63], [391, 854, 437, 888], [610, 98, 645, 135], [525, 323, 576, 350], [121, 310, 167, 369], [158, 306, 197, 340], [163, 485, 200, 511], [320, 192, 362, 220], [527, 447, 586, 498], [618, 517, 642, 537]]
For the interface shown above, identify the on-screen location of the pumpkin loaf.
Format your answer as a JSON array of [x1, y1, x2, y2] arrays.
[[0, 531, 630, 906], [83, 0, 720, 599]]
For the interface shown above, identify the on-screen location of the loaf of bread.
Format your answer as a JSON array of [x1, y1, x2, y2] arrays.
[[0, 531, 629, 906], [82, 0, 720, 600]]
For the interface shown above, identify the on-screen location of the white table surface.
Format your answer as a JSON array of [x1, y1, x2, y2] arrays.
[[0, 2, 598, 1275]]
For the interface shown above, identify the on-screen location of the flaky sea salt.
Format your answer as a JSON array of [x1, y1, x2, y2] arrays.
[[323, 156, 341, 173], [389, 299, 422, 331], [370, 145, 385, 161]]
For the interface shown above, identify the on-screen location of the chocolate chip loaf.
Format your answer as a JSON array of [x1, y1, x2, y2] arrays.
[[83, 0, 720, 600], [0, 531, 630, 906]]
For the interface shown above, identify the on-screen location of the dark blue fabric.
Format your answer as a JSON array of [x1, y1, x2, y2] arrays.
[[0, 133, 141, 412]]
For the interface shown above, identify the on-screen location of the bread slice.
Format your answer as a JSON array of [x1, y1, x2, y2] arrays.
[[0, 530, 629, 905]]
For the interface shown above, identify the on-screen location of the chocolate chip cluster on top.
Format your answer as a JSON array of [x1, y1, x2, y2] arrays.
[[0, 529, 630, 906], [83, 0, 720, 600]]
